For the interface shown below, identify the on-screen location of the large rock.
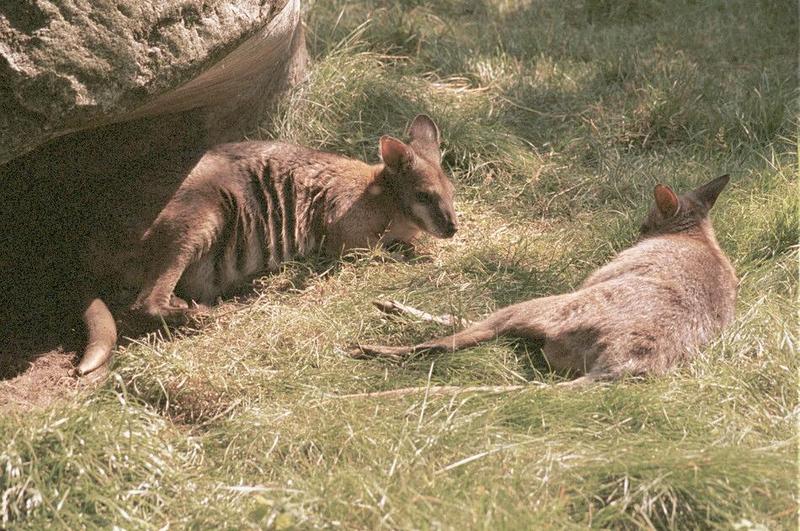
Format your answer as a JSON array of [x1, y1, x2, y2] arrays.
[[0, 0, 306, 165]]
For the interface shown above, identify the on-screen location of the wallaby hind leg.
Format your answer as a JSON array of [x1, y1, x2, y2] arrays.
[[131, 205, 221, 322], [350, 318, 500, 360], [350, 296, 569, 360]]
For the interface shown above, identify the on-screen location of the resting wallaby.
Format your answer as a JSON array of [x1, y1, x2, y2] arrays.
[[352, 175, 737, 385], [77, 115, 456, 375]]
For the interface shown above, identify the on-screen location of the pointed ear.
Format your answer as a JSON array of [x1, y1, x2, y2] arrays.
[[692, 174, 730, 209], [654, 184, 679, 218], [407, 114, 441, 162], [379, 135, 414, 170], [408, 114, 440, 146]]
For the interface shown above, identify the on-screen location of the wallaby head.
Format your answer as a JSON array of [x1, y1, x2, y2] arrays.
[[378, 115, 458, 238], [639, 174, 730, 236]]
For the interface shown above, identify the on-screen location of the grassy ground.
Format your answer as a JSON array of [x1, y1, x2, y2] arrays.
[[2, 0, 797, 528]]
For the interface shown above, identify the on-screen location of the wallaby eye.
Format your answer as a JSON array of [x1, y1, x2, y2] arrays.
[[415, 192, 435, 204]]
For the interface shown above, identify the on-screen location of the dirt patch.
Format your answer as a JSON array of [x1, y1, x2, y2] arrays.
[[0, 348, 81, 411], [0, 315, 105, 411]]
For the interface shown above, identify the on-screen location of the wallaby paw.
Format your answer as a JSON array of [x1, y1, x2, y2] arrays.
[[133, 301, 194, 324], [383, 239, 415, 255], [379, 240, 432, 263], [169, 294, 189, 310]]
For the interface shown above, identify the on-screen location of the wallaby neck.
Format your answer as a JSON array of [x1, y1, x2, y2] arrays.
[[647, 219, 726, 258], [368, 163, 419, 240], [693, 219, 727, 257], [643, 218, 713, 243], [679, 219, 718, 244], [369, 163, 404, 212]]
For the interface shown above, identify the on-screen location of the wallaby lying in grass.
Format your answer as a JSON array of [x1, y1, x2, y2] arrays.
[[351, 175, 737, 386], [78, 115, 457, 375]]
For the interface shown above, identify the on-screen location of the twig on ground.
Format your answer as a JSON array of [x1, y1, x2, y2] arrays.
[[372, 299, 473, 327]]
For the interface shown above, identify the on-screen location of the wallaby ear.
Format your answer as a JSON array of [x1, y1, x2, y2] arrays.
[[407, 114, 441, 162], [654, 184, 679, 218], [408, 114, 440, 146], [380, 135, 414, 170], [692, 174, 730, 209]]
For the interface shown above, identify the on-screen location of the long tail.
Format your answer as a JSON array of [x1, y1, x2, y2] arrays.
[[75, 297, 117, 376], [350, 294, 571, 360]]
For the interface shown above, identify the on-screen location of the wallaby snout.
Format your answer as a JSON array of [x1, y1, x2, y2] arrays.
[[439, 210, 458, 238], [442, 220, 458, 238]]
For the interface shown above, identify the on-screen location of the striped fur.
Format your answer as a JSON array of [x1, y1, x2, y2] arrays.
[[123, 115, 456, 319], [73, 115, 455, 375], [174, 143, 349, 303]]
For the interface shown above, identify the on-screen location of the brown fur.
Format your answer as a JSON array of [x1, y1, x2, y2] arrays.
[[352, 175, 737, 383], [76, 115, 456, 374]]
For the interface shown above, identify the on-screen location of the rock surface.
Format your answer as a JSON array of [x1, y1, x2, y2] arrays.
[[0, 0, 305, 164]]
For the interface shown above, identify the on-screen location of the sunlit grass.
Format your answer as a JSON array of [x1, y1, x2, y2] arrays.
[[1, 0, 797, 528]]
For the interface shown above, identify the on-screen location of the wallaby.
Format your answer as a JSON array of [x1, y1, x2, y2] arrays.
[[351, 175, 737, 386], [77, 115, 457, 375]]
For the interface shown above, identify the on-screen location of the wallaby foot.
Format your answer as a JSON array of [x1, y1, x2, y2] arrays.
[[348, 344, 417, 361], [132, 294, 210, 324], [351, 308, 508, 361], [350, 300, 488, 361]]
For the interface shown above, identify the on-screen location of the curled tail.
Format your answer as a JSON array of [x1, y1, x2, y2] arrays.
[[75, 297, 117, 376]]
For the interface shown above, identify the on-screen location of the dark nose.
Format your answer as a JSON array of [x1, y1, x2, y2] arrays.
[[443, 221, 458, 238]]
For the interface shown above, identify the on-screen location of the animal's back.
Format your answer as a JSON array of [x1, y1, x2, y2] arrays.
[[175, 141, 359, 302], [545, 233, 737, 376], [586, 234, 737, 329]]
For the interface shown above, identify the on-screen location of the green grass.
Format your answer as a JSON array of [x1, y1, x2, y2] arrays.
[[2, 0, 798, 528]]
